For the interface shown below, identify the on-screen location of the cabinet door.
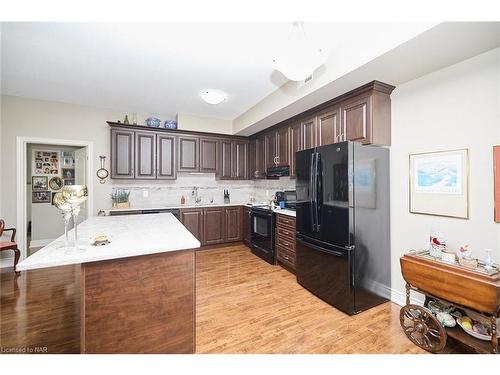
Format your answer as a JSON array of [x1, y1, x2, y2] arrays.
[[135, 132, 156, 179], [200, 138, 219, 174], [180, 209, 203, 244], [276, 126, 289, 166], [157, 134, 176, 180], [111, 128, 135, 179], [248, 139, 256, 179], [242, 207, 251, 245], [203, 207, 225, 245], [265, 131, 277, 168], [225, 206, 242, 242], [343, 95, 371, 144], [178, 136, 199, 172], [288, 122, 301, 178], [255, 135, 266, 178], [233, 141, 247, 179], [317, 107, 341, 146], [301, 116, 317, 150], [220, 140, 233, 179]]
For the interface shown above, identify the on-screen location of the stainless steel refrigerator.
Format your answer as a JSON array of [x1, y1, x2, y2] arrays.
[[295, 141, 390, 315]]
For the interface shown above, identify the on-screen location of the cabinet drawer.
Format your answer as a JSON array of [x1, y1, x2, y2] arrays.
[[276, 225, 294, 239], [276, 214, 296, 228], [276, 245, 296, 269], [276, 234, 295, 252]]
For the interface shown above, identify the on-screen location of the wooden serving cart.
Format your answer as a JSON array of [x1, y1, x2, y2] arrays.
[[400, 251, 500, 354]]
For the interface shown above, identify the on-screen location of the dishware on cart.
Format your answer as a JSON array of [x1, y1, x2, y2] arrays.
[[457, 317, 500, 341]]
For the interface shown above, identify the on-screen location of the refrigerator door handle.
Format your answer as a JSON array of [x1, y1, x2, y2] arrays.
[[310, 152, 316, 232], [297, 237, 344, 257], [315, 152, 322, 232]]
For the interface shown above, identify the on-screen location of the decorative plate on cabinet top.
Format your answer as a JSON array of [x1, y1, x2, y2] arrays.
[[145, 117, 161, 128]]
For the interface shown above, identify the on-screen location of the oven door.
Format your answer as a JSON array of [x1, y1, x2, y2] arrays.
[[250, 210, 275, 264]]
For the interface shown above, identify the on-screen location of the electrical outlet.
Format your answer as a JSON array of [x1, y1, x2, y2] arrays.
[[143, 189, 149, 198]]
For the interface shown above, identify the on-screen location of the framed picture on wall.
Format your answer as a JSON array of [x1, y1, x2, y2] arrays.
[[49, 176, 63, 191], [33, 149, 59, 175], [32, 191, 51, 203], [32, 176, 48, 191], [494, 145, 500, 222], [62, 168, 75, 180], [409, 148, 469, 219]]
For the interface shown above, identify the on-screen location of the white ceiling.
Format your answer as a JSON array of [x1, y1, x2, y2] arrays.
[[1, 22, 433, 121]]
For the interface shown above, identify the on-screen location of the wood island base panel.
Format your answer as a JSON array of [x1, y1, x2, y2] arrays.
[[80, 250, 195, 354]]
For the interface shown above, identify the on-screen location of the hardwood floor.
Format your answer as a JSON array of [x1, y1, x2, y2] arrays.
[[1, 244, 466, 354]]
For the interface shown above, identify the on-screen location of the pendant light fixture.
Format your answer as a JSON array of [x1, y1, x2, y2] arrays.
[[272, 22, 328, 82]]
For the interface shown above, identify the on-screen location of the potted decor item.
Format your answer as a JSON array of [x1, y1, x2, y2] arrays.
[[145, 117, 161, 128], [111, 189, 131, 209]]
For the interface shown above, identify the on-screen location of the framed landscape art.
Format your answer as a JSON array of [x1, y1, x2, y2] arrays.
[[409, 148, 469, 219]]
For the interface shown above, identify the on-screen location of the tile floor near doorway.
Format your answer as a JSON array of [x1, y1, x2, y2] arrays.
[[1, 244, 465, 354]]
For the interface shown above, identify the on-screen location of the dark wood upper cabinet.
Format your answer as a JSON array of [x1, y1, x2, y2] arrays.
[[248, 139, 256, 180], [276, 126, 289, 167], [219, 140, 248, 180], [343, 95, 370, 144], [301, 115, 317, 150], [265, 131, 277, 169], [289, 122, 301, 178], [225, 206, 242, 242], [317, 107, 341, 146], [180, 209, 203, 243], [220, 140, 233, 179], [199, 138, 219, 174], [255, 135, 266, 179], [134, 132, 156, 179], [233, 141, 247, 179], [111, 128, 135, 179], [203, 207, 225, 245], [178, 136, 199, 172], [157, 134, 176, 180]]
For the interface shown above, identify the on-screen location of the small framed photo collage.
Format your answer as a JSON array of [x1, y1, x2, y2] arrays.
[[32, 149, 75, 204]]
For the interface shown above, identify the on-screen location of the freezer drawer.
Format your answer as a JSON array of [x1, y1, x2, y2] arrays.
[[296, 236, 355, 315]]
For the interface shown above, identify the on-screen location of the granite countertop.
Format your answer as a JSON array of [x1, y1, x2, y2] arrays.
[[17, 213, 200, 271], [107, 202, 296, 217]]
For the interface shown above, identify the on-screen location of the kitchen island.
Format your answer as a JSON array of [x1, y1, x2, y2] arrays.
[[17, 213, 200, 354]]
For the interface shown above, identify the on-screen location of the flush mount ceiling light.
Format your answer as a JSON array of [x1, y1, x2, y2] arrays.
[[272, 22, 328, 82], [199, 89, 228, 105]]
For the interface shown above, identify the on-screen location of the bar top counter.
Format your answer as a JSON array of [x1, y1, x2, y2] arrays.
[[17, 213, 201, 271]]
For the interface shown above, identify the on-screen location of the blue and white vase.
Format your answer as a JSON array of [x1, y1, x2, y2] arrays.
[[164, 120, 177, 129], [145, 117, 161, 128]]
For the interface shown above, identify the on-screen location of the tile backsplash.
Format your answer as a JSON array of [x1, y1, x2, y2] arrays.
[[111, 173, 295, 208]]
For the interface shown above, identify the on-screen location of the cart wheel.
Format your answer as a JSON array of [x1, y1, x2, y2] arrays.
[[400, 304, 447, 353]]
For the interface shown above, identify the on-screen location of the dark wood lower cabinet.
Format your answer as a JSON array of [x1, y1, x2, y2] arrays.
[[180, 205, 244, 246], [243, 207, 251, 245], [275, 214, 296, 273], [203, 207, 225, 245], [180, 209, 203, 243], [225, 206, 242, 242]]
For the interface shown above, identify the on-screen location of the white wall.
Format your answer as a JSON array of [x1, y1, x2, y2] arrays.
[[390, 47, 500, 304], [177, 112, 232, 135]]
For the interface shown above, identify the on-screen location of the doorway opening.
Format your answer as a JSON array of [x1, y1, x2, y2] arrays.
[[16, 137, 93, 261]]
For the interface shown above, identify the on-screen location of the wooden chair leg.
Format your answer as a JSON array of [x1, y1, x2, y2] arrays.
[[13, 247, 21, 275]]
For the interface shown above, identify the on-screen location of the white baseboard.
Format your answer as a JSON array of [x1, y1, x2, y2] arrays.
[[0, 256, 15, 268], [390, 286, 425, 307], [30, 238, 55, 248], [362, 278, 425, 307]]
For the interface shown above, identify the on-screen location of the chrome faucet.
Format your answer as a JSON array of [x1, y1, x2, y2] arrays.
[[192, 187, 202, 204]]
